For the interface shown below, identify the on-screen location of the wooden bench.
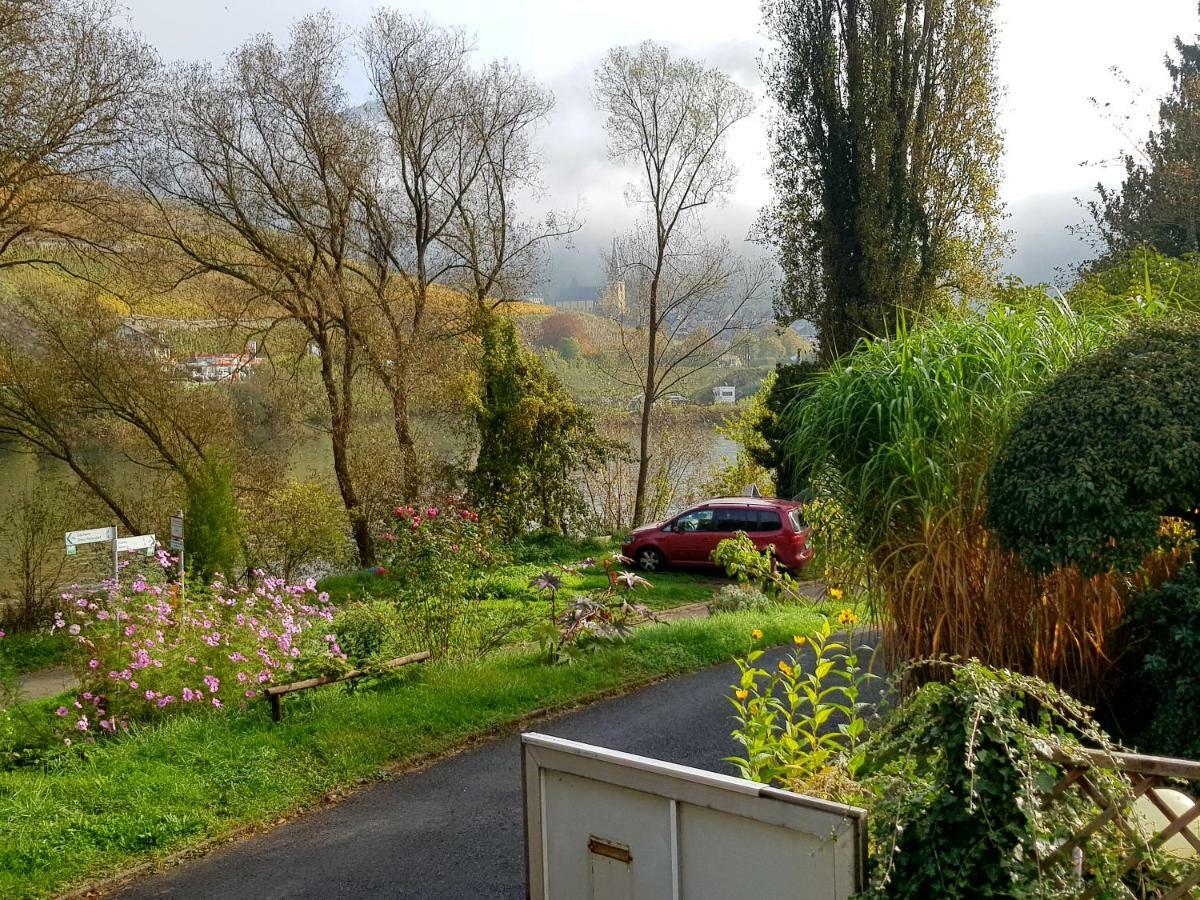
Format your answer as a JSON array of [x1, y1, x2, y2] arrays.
[[262, 650, 430, 722]]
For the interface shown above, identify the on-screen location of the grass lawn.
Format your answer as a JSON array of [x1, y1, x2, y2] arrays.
[[0, 605, 839, 899], [0, 632, 72, 676]]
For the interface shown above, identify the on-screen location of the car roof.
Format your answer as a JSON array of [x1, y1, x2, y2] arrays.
[[699, 497, 801, 508]]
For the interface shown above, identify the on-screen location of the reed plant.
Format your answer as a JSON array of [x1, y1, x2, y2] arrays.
[[782, 292, 1180, 695]]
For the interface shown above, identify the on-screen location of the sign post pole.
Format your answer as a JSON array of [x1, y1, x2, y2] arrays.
[[170, 511, 185, 605], [112, 521, 119, 583]]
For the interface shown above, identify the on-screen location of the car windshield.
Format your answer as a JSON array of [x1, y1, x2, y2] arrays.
[[673, 508, 715, 532]]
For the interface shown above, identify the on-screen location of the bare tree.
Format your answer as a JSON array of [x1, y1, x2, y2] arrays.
[[359, 14, 580, 498], [595, 42, 758, 525], [126, 15, 381, 563], [441, 59, 579, 319], [0, 0, 154, 273]]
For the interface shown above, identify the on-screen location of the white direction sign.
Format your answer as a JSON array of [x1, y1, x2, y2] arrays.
[[169, 515, 184, 551], [65, 526, 116, 556], [117, 534, 156, 556]]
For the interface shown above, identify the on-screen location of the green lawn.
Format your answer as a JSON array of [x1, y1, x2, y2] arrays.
[[0, 606, 836, 899], [0, 631, 72, 676]]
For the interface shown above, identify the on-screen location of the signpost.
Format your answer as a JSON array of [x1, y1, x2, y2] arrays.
[[116, 534, 156, 556], [65, 524, 157, 582], [170, 511, 185, 602]]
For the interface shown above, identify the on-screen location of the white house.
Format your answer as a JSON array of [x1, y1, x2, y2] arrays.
[[713, 385, 736, 404]]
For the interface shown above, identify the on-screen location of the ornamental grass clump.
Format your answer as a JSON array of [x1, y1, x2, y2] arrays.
[[52, 554, 342, 739], [781, 293, 1181, 695]]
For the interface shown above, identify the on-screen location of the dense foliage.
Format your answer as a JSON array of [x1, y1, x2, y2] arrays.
[[988, 321, 1200, 576], [780, 294, 1170, 690], [750, 360, 821, 498], [469, 318, 611, 538], [185, 457, 241, 581], [1118, 560, 1200, 760], [858, 663, 1167, 898], [761, 0, 1004, 359]]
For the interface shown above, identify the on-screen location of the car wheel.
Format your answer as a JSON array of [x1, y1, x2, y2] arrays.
[[636, 547, 664, 572]]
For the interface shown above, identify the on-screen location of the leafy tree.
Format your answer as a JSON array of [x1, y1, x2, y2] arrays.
[[1088, 16, 1200, 260], [185, 458, 241, 582], [537, 312, 590, 356], [761, 0, 1005, 360], [242, 480, 352, 583], [469, 318, 611, 538], [987, 321, 1200, 577], [558, 336, 582, 364], [751, 361, 822, 499]]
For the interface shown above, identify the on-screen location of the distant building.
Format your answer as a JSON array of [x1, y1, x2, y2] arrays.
[[551, 298, 596, 313], [713, 385, 737, 404], [110, 321, 170, 360], [180, 347, 262, 383]]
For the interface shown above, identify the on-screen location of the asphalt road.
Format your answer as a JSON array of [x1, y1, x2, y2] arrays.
[[117, 641, 879, 900]]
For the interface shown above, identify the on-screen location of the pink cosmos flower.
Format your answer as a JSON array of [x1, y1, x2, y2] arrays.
[[56, 706, 68, 717]]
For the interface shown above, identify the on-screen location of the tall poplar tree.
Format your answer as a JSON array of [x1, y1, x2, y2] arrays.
[[761, 0, 1004, 361]]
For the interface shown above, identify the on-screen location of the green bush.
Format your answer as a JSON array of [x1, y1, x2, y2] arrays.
[[708, 583, 772, 615], [858, 663, 1170, 898], [185, 457, 241, 581], [1118, 560, 1200, 759], [988, 321, 1200, 576], [333, 601, 407, 665]]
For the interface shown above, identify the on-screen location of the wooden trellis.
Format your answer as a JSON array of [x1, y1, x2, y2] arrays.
[[1041, 747, 1200, 898]]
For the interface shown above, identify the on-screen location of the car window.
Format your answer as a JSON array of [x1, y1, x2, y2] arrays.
[[788, 509, 806, 530], [674, 508, 715, 532], [715, 507, 757, 532], [758, 509, 782, 531]]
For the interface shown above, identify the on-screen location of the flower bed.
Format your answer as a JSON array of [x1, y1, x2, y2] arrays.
[[51, 554, 342, 741]]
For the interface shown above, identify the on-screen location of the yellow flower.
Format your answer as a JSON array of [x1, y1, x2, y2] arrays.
[[829, 587, 845, 601], [778, 660, 793, 676], [735, 689, 749, 701], [837, 608, 859, 627], [751, 628, 763, 640], [792, 635, 807, 647]]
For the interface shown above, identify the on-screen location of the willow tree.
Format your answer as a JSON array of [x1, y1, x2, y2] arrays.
[[762, 0, 1005, 361]]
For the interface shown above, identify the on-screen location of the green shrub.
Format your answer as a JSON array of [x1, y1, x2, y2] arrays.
[[708, 583, 772, 615], [185, 457, 241, 581], [1118, 560, 1200, 759], [988, 321, 1200, 576], [333, 601, 406, 665], [857, 663, 1172, 898], [507, 529, 612, 565]]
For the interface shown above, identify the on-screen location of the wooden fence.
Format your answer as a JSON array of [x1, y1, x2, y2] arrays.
[[262, 650, 430, 722], [1041, 747, 1200, 898]]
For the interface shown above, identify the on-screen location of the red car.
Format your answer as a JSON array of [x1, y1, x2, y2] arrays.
[[621, 497, 813, 573]]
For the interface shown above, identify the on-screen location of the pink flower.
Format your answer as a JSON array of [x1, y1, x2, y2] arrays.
[[88, 658, 99, 669], [203, 675, 220, 693], [182, 687, 195, 702], [55, 706, 69, 717], [425, 506, 439, 518], [382, 532, 396, 542], [68, 624, 81, 635], [76, 717, 89, 732], [211, 697, 222, 708], [245, 689, 257, 698]]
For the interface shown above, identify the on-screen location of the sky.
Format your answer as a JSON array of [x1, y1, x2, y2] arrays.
[[118, 0, 1200, 296]]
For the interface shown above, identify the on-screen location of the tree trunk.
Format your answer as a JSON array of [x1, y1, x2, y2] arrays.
[[631, 276, 660, 527], [319, 345, 374, 567], [390, 376, 420, 503]]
